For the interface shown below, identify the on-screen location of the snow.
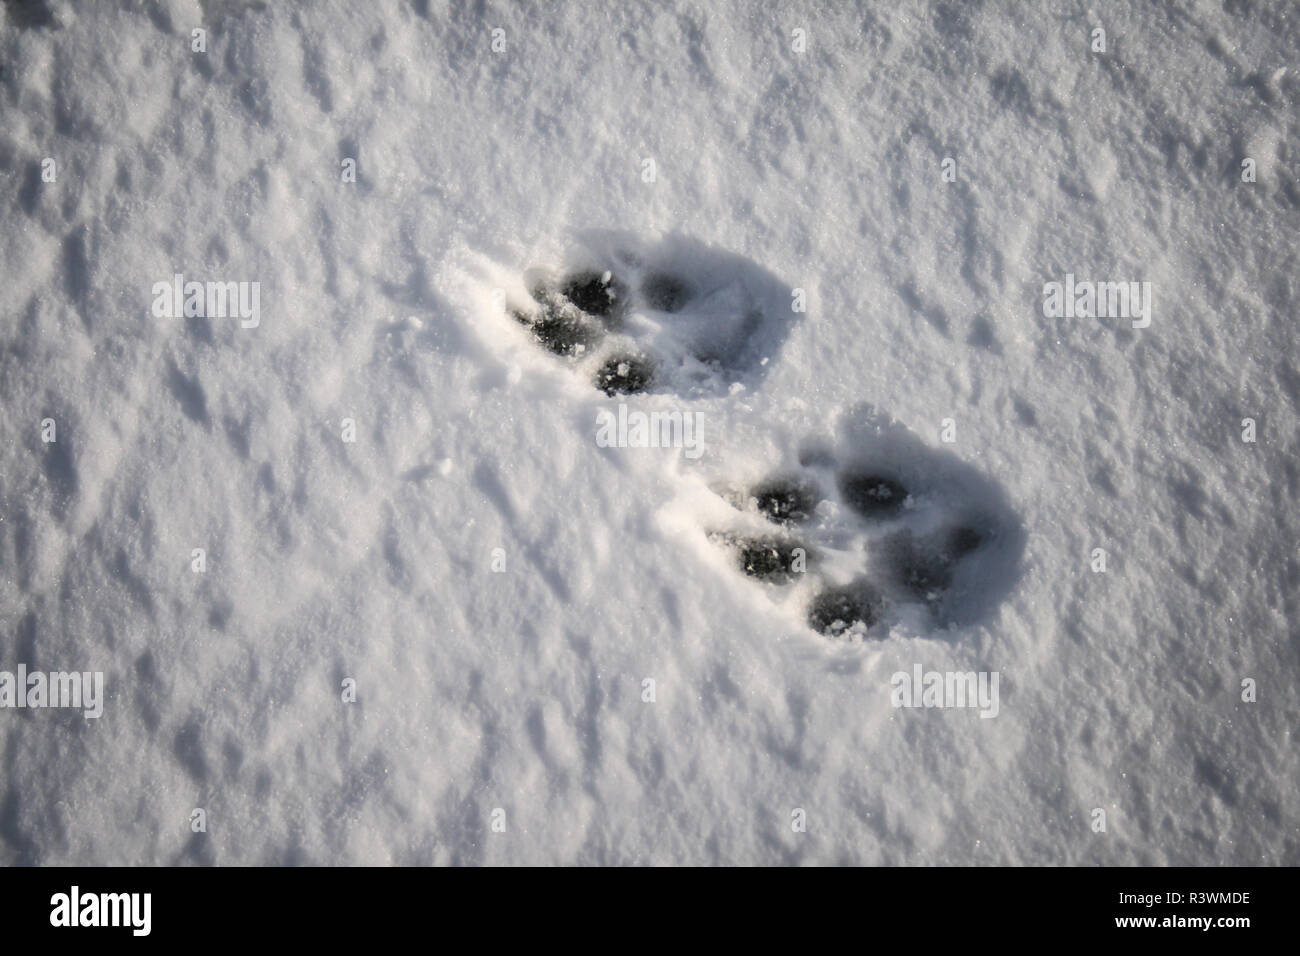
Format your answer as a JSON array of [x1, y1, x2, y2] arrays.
[[1, 0, 1297, 864]]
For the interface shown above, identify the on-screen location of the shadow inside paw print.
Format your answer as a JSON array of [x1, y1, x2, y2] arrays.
[[753, 476, 819, 525], [557, 271, 624, 318], [507, 232, 799, 397], [707, 406, 1025, 640], [708, 531, 810, 584], [808, 581, 884, 636], [594, 353, 654, 396], [838, 472, 909, 520]]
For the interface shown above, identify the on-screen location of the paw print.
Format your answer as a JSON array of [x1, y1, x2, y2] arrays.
[[504, 232, 798, 397], [705, 408, 1024, 639]]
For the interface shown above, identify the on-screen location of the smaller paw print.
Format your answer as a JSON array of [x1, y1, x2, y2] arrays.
[[502, 235, 797, 397]]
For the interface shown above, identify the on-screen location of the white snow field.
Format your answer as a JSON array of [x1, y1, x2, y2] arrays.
[[1, 0, 1297, 865]]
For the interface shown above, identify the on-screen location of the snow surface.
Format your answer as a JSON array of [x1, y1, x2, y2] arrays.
[[0, 0, 1297, 865]]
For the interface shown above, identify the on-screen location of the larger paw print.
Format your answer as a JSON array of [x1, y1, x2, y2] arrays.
[[505, 232, 798, 397], [707, 408, 1025, 640]]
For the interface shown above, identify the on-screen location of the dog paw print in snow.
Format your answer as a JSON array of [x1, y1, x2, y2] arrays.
[[706, 408, 1025, 640], [504, 232, 799, 398]]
